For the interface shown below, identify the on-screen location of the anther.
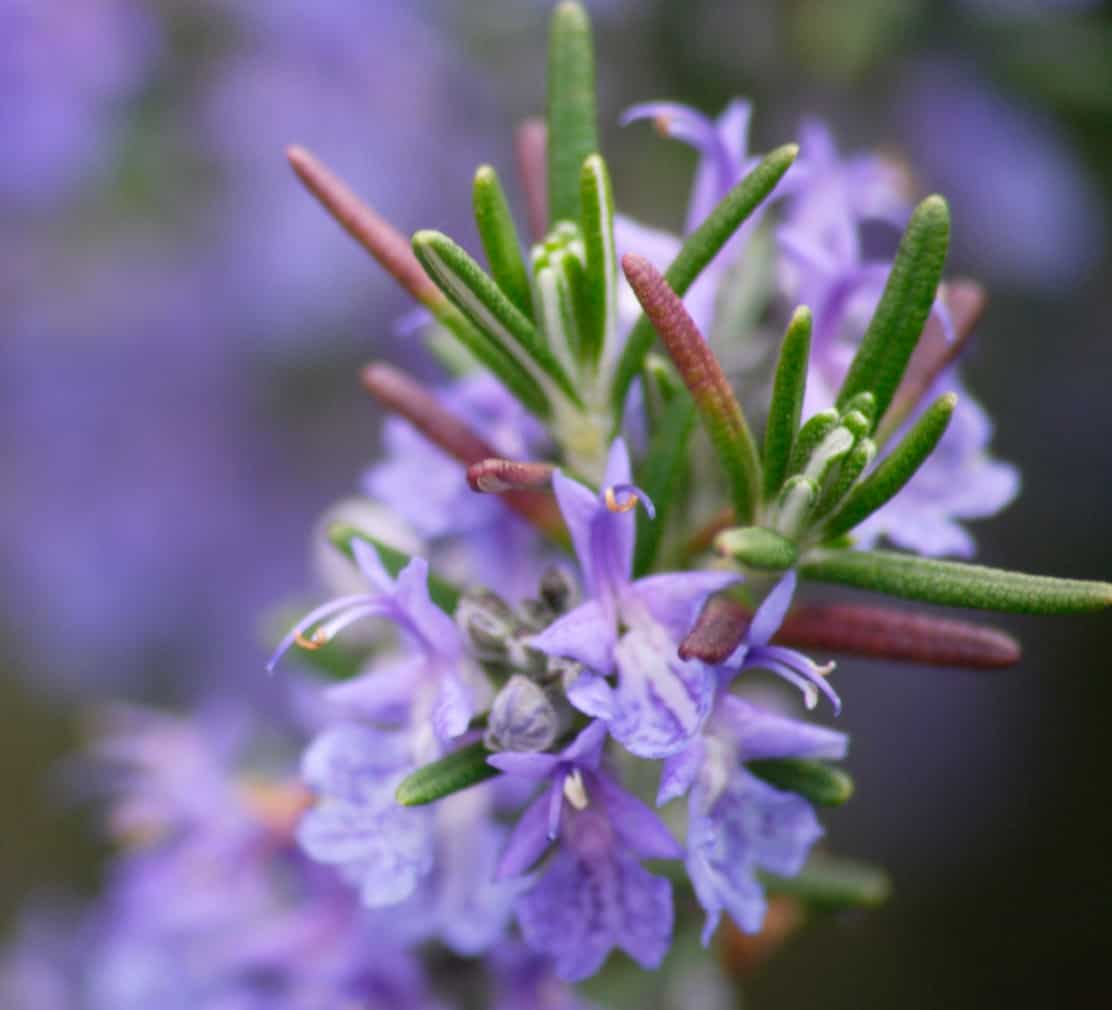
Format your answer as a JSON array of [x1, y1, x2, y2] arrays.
[[295, 629, 329, 651], [605, 486, 637, 513], [563, 768, 590, 810]]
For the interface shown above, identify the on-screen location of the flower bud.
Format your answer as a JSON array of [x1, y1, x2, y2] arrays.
[[484, 675, 559, 753]]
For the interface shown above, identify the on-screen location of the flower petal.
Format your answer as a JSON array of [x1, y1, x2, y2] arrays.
[[609, 622, 714, 758], [589, 770, 682, 860], [746, 571, 797, 648], [716, 696, 848, 761], [529, 600, 616, 675], [495, 788, 555, 880], [631, 570, 741, 643]]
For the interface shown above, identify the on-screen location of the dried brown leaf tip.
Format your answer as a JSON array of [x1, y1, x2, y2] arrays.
[[467, 458, 555, 494], [287, 145, 442, 307]]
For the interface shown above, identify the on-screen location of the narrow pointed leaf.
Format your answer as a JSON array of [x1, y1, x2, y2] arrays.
[[813, 437, 876, 520], [396, 741, 499, 806], [473, 165, 533, 317], [715, 526, 798, 571], [763, 306, 812, 500], [611, 143, 799, 413], [434, 304, 552, 418], [774, 475, 818, 539], [878, 279, 985, 444], [836, 195, 951, 422], [534, 249, 585, 361], [287, 145, 442, 308], [777, 602, 1021, 669], [748, 758, 854, 806], [824, 393, 956, 539], [786, 408, 838, 477], [761, 854, 891, 911], [413, 230, 584, 407], [681, 595, 1022, 669], [633, 394, 697, 576], [800, 548, 1112, 615], [579, 153, 618, 366], [327, 523, 462, 613], [547, 1, 598, 224], [623, 253, 762, 522]]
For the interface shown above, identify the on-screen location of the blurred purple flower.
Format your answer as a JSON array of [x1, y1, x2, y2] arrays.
[[0, 0, 158, 208], [898, 60, 1101, 291], [529, 439, 738, 757], [198, 1, 498, 340]]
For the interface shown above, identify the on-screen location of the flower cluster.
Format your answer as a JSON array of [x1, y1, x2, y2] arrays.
[[4, 2, 1108, 1006]]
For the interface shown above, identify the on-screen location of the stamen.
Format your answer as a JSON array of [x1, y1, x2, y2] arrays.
[[605, 483, 656, 518], [605, 486, 636, 513], [563, 768, 589, 810], [295, 628, 329, 651]]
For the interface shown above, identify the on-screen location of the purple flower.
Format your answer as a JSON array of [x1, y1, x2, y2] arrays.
[[529, 439, 738, 757], [364, 372, 550, 600], [271, 538, 488, 742], [898, 59, 1101, 291], [489, 723, 682, 980], [852, 375, 1021, 558], [0, 0, 159, 207], [616, 99, 768, 337], [659, 697, 848, 943], [724, 571, 841, 714], [777, 119, 942, 404]]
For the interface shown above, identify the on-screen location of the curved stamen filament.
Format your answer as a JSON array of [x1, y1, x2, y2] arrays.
[[295, 628, 330, 651], [605, 483, 656, 518]]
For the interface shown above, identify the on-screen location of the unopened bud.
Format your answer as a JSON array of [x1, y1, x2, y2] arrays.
[[539, 565, 579, 614], [456, 588, 516, 658], [484, 675, 559, 753]]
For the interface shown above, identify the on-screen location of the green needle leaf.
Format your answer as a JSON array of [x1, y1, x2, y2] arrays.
[[327, 522, 462, 613], [473, 165, 533, 318], [715, 526, 798, 571], [547, 1, 598, 225], [823, 393, 956, 539], [431, 302, 551, 418], [579, 153, 618, 367], [413, 230, 584, 407], [763, 306, 812, 500], [396, 741, 499, 806], [800, 548, 1112, 615], [786, 408, 838, 478], [748, 758, 854, 806], [836, 195, 951, 423], [633, 394, 697, 576], [761, 853, 892, 911], [623, 252, 763, 523], [611, 143, 799, 414]]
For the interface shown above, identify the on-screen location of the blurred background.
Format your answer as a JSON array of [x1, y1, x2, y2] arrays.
[[2, 1, 1110, 1007]]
